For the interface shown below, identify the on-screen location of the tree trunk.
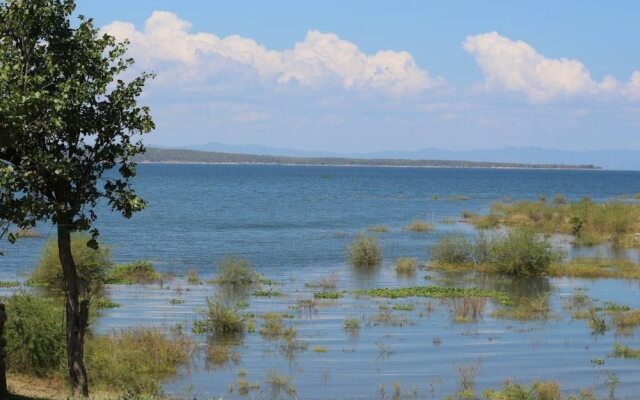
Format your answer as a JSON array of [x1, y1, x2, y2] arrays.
[[57, 224, 89, 397]]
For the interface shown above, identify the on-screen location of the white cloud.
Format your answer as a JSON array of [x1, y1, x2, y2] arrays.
[[623, 71, 640, 100], [463, 32, 619, 103], [102, 11, 443, 96]]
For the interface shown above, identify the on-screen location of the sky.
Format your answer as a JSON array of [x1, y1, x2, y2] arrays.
[[76, 1, 640, 152]]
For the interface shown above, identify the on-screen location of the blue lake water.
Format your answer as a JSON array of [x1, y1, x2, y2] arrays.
[[2, 164, 640, 399]]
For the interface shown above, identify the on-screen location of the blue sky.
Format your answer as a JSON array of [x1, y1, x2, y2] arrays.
[[77, 1, 640, 152]]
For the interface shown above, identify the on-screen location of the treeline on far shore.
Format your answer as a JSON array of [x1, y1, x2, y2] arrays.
[[136, 147, 600, 170]]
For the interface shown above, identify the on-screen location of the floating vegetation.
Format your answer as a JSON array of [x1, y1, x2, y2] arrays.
[[588, 311, 608, 335], [395, 257, 418, 275], [94, 297, 120, 309], [481, 380, 596, 400], [344, 316, 361, 332], [209, 257, 263, 286], [406, 219, 433, 233], [549, 258, 640, 279], [602, 301, 631, 312], [357, 286, 512, 305], [314, 291, 343, 299], [295, 299, 319, 318], [391, 303, 415, 312], [368, 225, 390, 233], [259, 313, 296, 340], [252, 289, 283, 297], [0, 280, 20, 288], [207, 343, 241, 368], [369, 306, 411, 327], [233, 370, 260, 396], [313, 345, 328, 353], [348, 235, 382, 267], [168, 298, 184, 305]]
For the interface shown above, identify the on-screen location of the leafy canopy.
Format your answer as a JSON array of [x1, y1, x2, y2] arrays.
[[0, 0, 154, 250]]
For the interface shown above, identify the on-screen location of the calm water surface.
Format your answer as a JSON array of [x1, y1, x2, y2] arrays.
[[2, 165, 640, 399]]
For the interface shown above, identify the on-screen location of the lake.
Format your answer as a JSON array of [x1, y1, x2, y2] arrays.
[[2, 164, 640, 399]]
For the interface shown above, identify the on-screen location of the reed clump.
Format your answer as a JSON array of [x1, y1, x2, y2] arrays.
[[406, 219, 433, 233], [396, 257, 418, 274], [348, 235, 382, 267], [210, 256, 263, 286], [106, 260, 162, 284]]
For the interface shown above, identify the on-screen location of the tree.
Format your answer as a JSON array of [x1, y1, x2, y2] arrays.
[[0, 0, 153, 395]]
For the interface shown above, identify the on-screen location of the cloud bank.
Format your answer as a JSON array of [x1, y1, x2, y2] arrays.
[[103, 11, 444, 96]]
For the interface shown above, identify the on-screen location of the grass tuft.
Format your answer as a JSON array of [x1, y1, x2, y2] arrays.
[[348, 235, 382, 267]]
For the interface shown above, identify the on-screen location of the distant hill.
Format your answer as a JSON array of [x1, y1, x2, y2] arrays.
[[168, 142, 638, 170], [137, 147, 599, 170]]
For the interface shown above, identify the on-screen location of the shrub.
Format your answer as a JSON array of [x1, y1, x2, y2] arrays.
[[431, 234, 474, 265], [85, 327, 194, 394], [3, 294, 65, 377], [406, 219, 433, 232], [29, 235, 111, 293], [199, 296, 245, 337], [348, 235, 382, 267], [487, 229, 558, 276], [105, 260, 162, 284], [368, 225, 390, 233], [396, 257, 418, 274], [213, 257, 262, 286], [187, 268, 201, 284]]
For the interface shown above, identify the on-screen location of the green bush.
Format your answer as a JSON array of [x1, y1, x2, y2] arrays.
[[431, 234, 474, 265], [3, 294, 65, 377], [348, 235, 382, 267], [198, 296, 245, 337], [406, 220, 433, 232], [212, 257, 262, 286], [86, 327, 193, 394], [105, 260, 162, 284], [487, 228, 558, 276], [29, 235, 111, 293]]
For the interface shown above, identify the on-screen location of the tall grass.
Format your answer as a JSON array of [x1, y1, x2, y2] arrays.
[[348, 235, 382, 267], [105, 260, 162, 284], [86, 327, 194, 394], [406, 220, 433, 232], [430, 229, 559, 276], [470, 198, 640, 247], [213, 257, 263, 286], [199, 296, 245, 337]]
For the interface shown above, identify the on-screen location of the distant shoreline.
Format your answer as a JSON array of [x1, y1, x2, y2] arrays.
[[136, 150, 601, 171]]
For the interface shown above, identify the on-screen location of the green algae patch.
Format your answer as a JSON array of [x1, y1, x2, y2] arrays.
[[355, 286, 513, 305]]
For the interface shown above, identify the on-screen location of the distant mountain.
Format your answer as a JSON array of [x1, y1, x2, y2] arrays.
[[154, 143, 639, 170], [138, 147, 598, 170]]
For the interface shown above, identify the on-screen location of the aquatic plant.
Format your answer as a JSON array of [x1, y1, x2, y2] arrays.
[[85, 327, 194, 394], [369, 306, 411, 327], [448, 297, 486, 323], [313, 345, 328, 353], [253, 289, 284, 297], [481, 380, 595, 400], [199, 296, 245, 337], [431, 234, 475, 265], [549, 258, 640, 279], [211, 256, 263, 286], [207, 343, 241, 368], [314, 291, 343, 299], [487, 228, 558, 276], [406, 219, 433, 232], [357, 286, 512, 305], [105, 260, 162, 284], [611, 309, 640, 335], [265, 371, 297, 400], [611, 343, 640, 359], [186, 268, 201, 284], [469, 198, 640, 247], [348, 234, 382, 267], [0, 280, 19, 288], [396, 257, 418, 274], [29, 235, 111, 292], [588, 311, 608, 335], [492, 296, 552, 321], [392, 303, 416, 311], [259, 313, 296, 340], [368, 225, 390, 233], [234, 370, 260, 396], [344, 316, 361, 332]]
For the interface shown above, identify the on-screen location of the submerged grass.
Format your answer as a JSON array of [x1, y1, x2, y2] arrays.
[[492, 296, 553, 321], [356, 286, 512, 305]]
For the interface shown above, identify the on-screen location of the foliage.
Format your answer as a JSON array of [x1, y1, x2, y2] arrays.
[[469, 199, 640, 247], [431, 234, 475, 265], [395, 257, 418, 274], [186, 268, 201, 284], [211, 256, 263, 286], [3, 294, 65, 377], [198, 296, 245, 337], [482, 379, 596, 400], [105, 260, 162, 284], [368, 225, 390, 233], [85, 328, 193, 394], [357, 286, 512, 305], [611, 343, 640, 359], [492, 296, 553, 321], [486, 229, 558, 276], [348, 235, 382, 267], [313, 291, 343, 299], [29, 235, 111, 292], [406, 219, 433, 232]]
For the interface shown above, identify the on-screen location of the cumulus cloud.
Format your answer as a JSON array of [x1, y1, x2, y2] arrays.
[[463, 32, 620, 103], [623, 71, 640, 100], [102, 11, 443, 96]]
